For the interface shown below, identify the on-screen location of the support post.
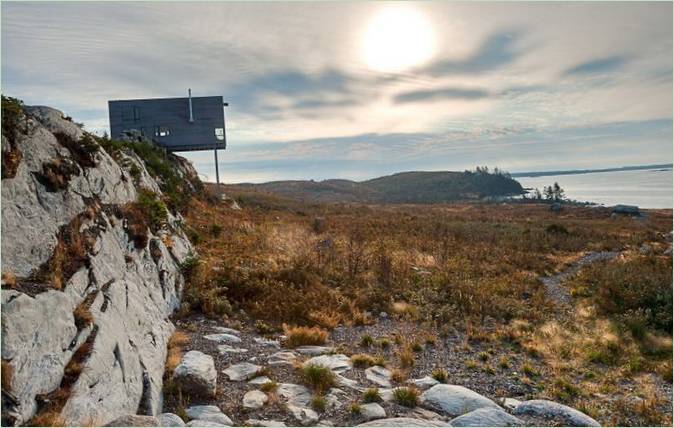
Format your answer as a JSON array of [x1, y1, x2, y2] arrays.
[[214, 146, 220, 185]]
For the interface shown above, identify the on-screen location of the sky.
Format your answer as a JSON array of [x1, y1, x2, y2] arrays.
[[2, 1, 672, 183]]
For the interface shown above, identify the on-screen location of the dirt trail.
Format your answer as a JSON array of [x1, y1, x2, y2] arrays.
[[541, 251, 619, 305]]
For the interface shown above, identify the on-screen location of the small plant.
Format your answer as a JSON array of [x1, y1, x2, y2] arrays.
[[137, 189, 168, 231], [350, 402, 362, 415], [465, 359, 478, 369], [311, 395, 327, 412], [478, 351, 489, 362], [255, 320, 276, 335], [410, 342, 423, 353], [393, 387, 419, 407], [425, 336, 437, 346], [391, 368, 408, 383], [521, 362, 540, 377], [73, 302, 94, 330], [360, 334, 374, 347], [351, 353, 377, 368], [165, 331, 190, 376], [431, 368, 448, 383], [378, 338, 391, 349], [301, 363, 336, 393], [209, 223, 223, 237], [397, 347, 415, 368], [482, 365, 496, 375], [284, 325, 328, 348], [362, 388, 381, 403], [498, 356, 510, 369], [260, 380, 279, 392]]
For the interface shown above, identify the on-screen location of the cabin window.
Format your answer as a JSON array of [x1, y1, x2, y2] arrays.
[[215, 128, 224, 140], [154, 126, 170, 137]]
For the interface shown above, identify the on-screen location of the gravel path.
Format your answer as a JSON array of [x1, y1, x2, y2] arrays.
[[540, 251, 619, 305]]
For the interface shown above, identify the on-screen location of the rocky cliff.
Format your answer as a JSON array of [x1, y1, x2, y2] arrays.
[[1, 99, 196, 426]]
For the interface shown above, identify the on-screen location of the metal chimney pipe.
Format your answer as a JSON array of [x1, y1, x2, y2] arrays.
[[188, 88, 194, 123]]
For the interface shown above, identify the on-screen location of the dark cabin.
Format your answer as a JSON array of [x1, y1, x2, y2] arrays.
[[108, 94, 226, 152]]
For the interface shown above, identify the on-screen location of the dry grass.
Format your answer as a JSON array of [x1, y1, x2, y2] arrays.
[[2, 360, 13, 391], [350, 354, 383, 368], [393, 387, 420, 407], [397, 346, 415, 369], [166, 331, 190, 375], [29, 410, 65, 427], [283, 325, 328, 348], [178, 189, 673, 425], [1, 271, 16, 288], [73, 303, 94, 330]]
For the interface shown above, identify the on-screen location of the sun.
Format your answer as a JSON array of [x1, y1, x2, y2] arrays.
[[361, 5, 435, 73]]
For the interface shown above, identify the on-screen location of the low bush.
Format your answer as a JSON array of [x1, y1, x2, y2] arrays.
[[301, 364, 335, 393], [393, 387, 419, 407], [284, 325, 328, 348], [362, 388, 381, 403], [311, 395, 327, 412], [431, 368, 448, 383]]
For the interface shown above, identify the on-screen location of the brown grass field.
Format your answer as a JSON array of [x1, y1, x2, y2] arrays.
[[177, 185, 672, 425]]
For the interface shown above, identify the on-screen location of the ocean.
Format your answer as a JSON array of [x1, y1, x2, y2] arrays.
[[516, 168, 673, 209]]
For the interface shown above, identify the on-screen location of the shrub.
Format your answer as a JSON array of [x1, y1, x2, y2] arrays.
[[351, 354, 377, 368], [209, 223, 223, 237], [301, 364, 335, 393], [284, 325, 328, 348], [391, 368, 408, 383], [586, 339, 621, 365], [393, 387, 419, 407], [378, 338, 391, 349], [498, 356, 510, 369], [311, 395, 327, 412], [350, 402, 362, 415], [478, 351, 489, 362], [431, 368, 448, 383], [165, 331, 190, 376], [521, 362, 540, 377], [397, 347, 414, 368], [260, 380, 279, 392], [362, 388, 381, 403], [73, 302, 94, 330], [137, 189, 168, 231], [360, 334, 374, 347], [411, 342, 423, 353], [255, 320, 276, 335]]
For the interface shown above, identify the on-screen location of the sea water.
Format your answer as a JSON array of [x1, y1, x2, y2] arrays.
[[517, 168, 673, 209]]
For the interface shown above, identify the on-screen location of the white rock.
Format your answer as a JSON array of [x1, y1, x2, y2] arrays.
[[212, 326, 241, 335], [379, 389, 394, 402], [325, 388, 347, 408], [295, 346, 334, 356], [186, 405, 233, 426], [360, 403, 387, 421], [365, 366, 392, 388], [512, 399, 600, 427], [243, 390, 269, 409], [186, 420, 229, 427], [245, 419, 287, 427], [249, 376, 272, 385], [420, 385, 500, 416], [303, 354, 352, 372], [335, 373, 363, 391], [357, 417, 451, 427], [410, 376, 440, 389], [105, 415, 159, 426], [173, 351, 217, 397], [158, 413, 186, 427], [451, 408, 524, 426], [502, 398, 522, 411], [278, 383, 312, 407], [223, 362, 262, 381], [267, 351, 298, 366], [217, 344, 248, 354], [254, 337, 280, 348], [287, 405, 319, 426], [204, 333, 242, 343]]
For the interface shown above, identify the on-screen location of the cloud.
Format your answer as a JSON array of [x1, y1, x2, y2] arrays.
[[421, 30, 524, 76], [563, 55, 630, 76], [393, 87, 491, 104]]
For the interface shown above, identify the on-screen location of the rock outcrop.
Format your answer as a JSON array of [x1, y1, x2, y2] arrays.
[[1, 102, 195, 425]]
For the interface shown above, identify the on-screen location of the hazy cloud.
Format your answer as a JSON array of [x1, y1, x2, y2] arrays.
[[393, 87, 491, 104], [563, 55, 630, 76]]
